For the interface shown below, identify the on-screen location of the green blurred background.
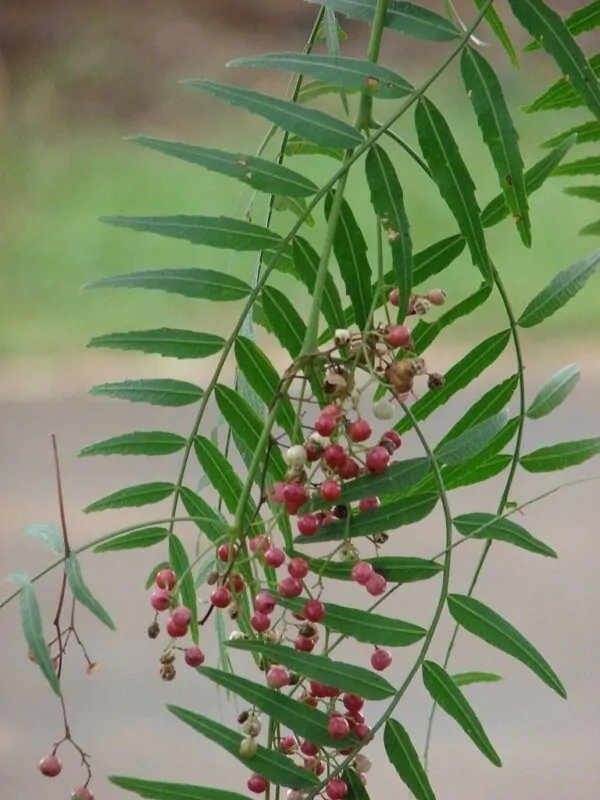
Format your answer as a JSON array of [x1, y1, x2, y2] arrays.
[[1, 0, 598, 360]]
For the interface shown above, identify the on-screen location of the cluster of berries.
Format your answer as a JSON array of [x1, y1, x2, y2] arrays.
[[38, 755, 94, 799]]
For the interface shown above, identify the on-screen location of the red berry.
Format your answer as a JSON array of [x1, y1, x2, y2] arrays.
[[288, 557, 309, 579], [249, 535, 270, 554], [217, 543, 233, 562], [355, 722, 371, 740], [297, 514, 320, 537], [184, 646, 205, 667], [38, 754, 62, 777], [348, 419, 372, 443], [386, 324, 412, 349], [251, 611, 271, 632], [305, 440, 323, 462], [304, 756, 325, 775], [321, 685, 341, 698], [359, 496, 380, 513], [338, 457, 360, 480], [279, 735, 296, 753], [267, 665, 290, 688], [381, 430, 402, 450], [300, 740, 319, 757], [295, 635, 315, 653], [229, 573, 245, 593], [365, 445, 390, 473], [171, 606, 192, 628], [315, 414, 337, 436], [328, 715, 350, 740], [322, 404, 343, 418], [150, 588, 171, 612], [342, 693, 364, 713], [284, 482, 308, 507], [365, 572, 387, 597], [326, 778, 348, 799], [320, 479, 341, 502], [155, 569, 177, 590], [323, 444, 347, 469], [271, 481, 287, 503], [389, 288, 400, 307], [303, 599, 325, 623], [371, 648, 393, 671], [265, 547, 285, 567], [301, 694, 319, 708], [71, 788, 95, 800], [166, 616, 188, 638], [254, 590, 276, 614], [351, 561, 374, 586], [247, 774, 269, 794], [210, 586, 231, 609], [278, 576, 303, 598], [309, 680, 326, 698]]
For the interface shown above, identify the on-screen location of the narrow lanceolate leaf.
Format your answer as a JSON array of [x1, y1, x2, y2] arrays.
[[395, 331, 511, 434], [553, 157, 600, 177], [180, 487, 229, 544], [293, 237, 346, 334], [365, 144, 413, 323], [542, 121, 600, 148], [444, 454, 511, 491], [66, 554, 116, 630], [326, 193, 373, 330], [234, 337, 296, 438], [453, 512, 557, 557], [344, 768, 371, 800], [296, 493, 438, 544], [436, 410, 510, 466], [452, 671, 503, 687], [470, 0, 519, 66], [94, 527, 169, 553], [130, 136, 318, 197], [564, 185, 600, 202], [110, 776, 250, 800], [523, 55, 600, 113], [227, 639, 396, 700], [580, 219, 600, 236], [277, 597, 426, 647], [520, 437, 600, 472], [525, 0, 600, 50], [169, 534, 199, 644], [461, 48, 530, 247], [507, 0, 600, 119], [90, 379, 203, 407], [412, 283, 492, 355], [422, 660, 501, 766], [229, 53, 413, 99], [323, 7, 351, 114], [168, 706, 318, 790], [184, 80, 363, 150], [447, 594, 566, 697], [84, 482, 175, 513], [20, 581, 61, 695], [301, 554, 442, 584], [307, 0, 461, 42], [198, 667, 348, 748], [23, 524, 64, 554], [518, 250, 600, 328], [87, 328, 226, 360], [85, 268, 251, 303], [384, 719, 435, 800], [285, 136, 344, 161], [79, 431, 187, 458], [261, 285, 307, 359], [527, 364, 581, 419], [415, 97, 492, 283]]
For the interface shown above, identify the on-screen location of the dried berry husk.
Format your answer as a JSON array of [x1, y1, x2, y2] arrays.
[[372, 532, 389, 545], [147, 621, 160, 639], [160, 663, 176, 681], [332, 504, 349, 520], [237, 710, 250, 725], [299, 622, 318, 639], [427, 372, 445, 390], [160, 649, 176, 665]]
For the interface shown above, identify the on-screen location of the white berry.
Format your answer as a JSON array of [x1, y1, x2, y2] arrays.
[[308, 431, 329, 448], [413, 297, 431, 316], [229, 630, 245, 641], [334, 328, 351, 346], [354, 754, 372, 773], [373, 399, 395, 421], [285, 445, 308, 468]]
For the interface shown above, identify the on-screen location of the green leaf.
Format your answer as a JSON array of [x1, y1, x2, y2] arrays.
[[285, 136, 344, 161], [507, 0, 600, 119], [20, 581, 61, 695], [447, 594, 566, 697], [261, 285, 307, 359], [564, 185, 600, 202], [518, 249, 600, 328], [527, 364, 581, 419], [422, 660, 502, 766], [523, 55, 600, 113], [84, 482, 175, 513], [307, 0, 461, 42], [384, 719, 435, 800], [301, 554, 443, 584], [23, 524, 64, 554], [443, 453, 511, 490], [226, 639, 396, 700], [85, 268, 252, 302], [66, 553, 116, 630], [436, 410, 511, 466], [452, 671, 503, 687], [326, 193, 373, 330], [198, 667, 348, 747], [94, 527, 169, 553], [470, 0, 519, 66], [580, 218, 600, 236], [453, 512, 557, 557], [344, 768, 371, 800], [168, 705, 318, 790], [481, 134, 576, 228], [90, 378, 203, 407], [415, 97, 492, 283], [296, 493, 438, 544], [169, 534, 199, 644], [277, 596, 426, 647], [273, 195, 315, 228], [461, 47, 530, 247], [130, 136, 318, 197], [520, 437, 600, 472], [293, 237, 346, 334], [323, 6, 351, 114], [79, 431, 187, 458], [525, 0, 600, 50], [184, 80, 363, 149], [412, 283, 493, 355], [395, 330, 511, 434], [110, 776, 249, 800], [87, 328, 226, 360], [552, 157, 600, 177], [365, 144, 413, 323], [234, 337, 296, 438], [229, 53, 413, 99], [541, 121, 600, 148]]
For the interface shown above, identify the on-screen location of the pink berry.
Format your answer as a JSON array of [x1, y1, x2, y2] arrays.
[[315, 414, 337, 436], [371, 648, 393, 671], [271, 481, 287, 503], [338, 457, 360, 480], [210, 586, 231, 609], [389, 288, 400, 307], [342, 693, 364, 714], [254, 590, 276, 614], [150, 588, 171, 612], [348, 419, 372, 443], [359, 496, 380, 513], [297, 514, 320, 537], [324, 444, 347, 469], [249, 535, 270, 554], [279, 735, 296, 753], [320, 479, 341, 502], [265, 547, 285, 568], [365, 572, 387, 597], [326, 778, 348, 799], [300, 740, 319, 757], [352, 561, 374, 585], [267, 665, 290, 688], [288, 557, 309, 579], [217, 543, 233, 562], [386, 324, 412, 349], [229, 573, 245, 593], [278, 576, 303, 598], [365, 445, 390, 474], [71, 788, 95, 800], [251, 611, 271, 632], [303, 599, 325, 623], [381, 430, 402, 450], [155, 569, 177, 590], [247, 774, 269, 794], [166, 616, 188, 638], [322, 404, 343, 418], [38, 754, 62, 777], [295, 635, 315, 653], [328, 715, 350, 740], [284, 482, 308, 506], [184, 646, 205, 668], [355, 722, 371, 740], [170, 606, 192, 628]]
